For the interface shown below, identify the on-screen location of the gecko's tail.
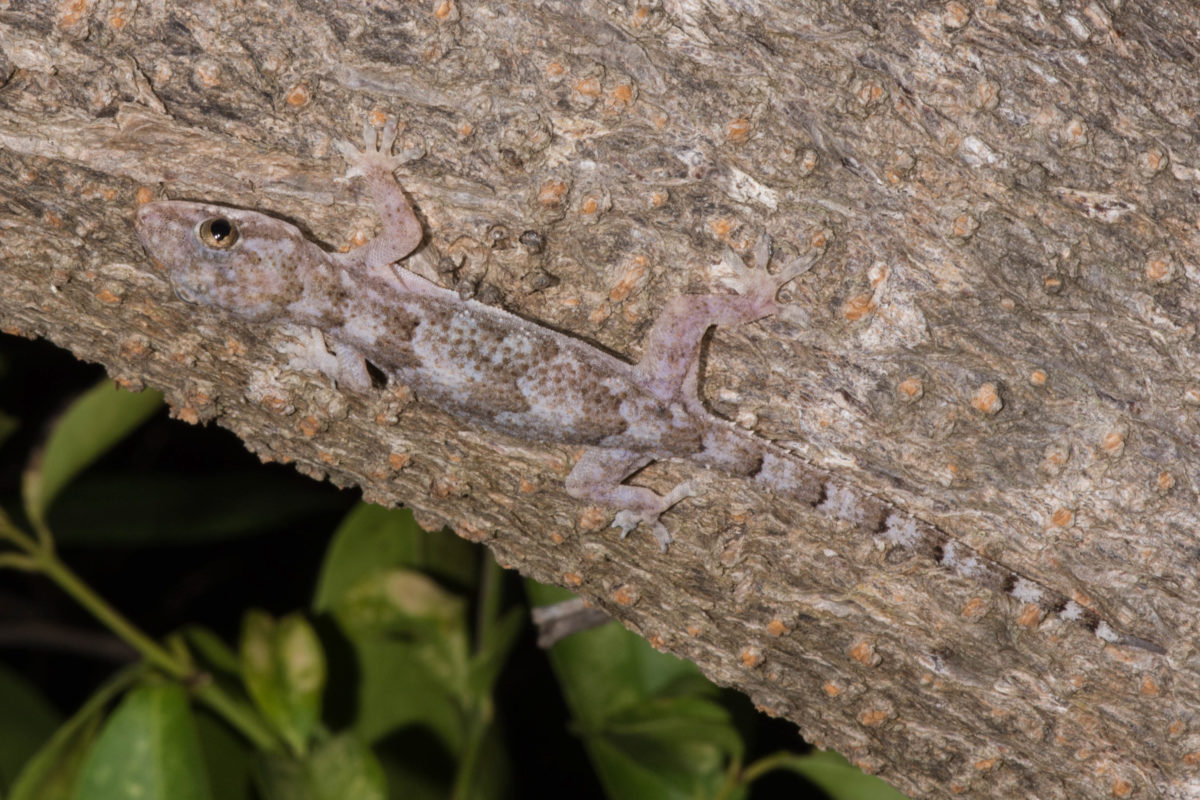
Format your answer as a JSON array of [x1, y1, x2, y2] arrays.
[[748, 446, 1166, 654], [881, 508, 1166, 654]]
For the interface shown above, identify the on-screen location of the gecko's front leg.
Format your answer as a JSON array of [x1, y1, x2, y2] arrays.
[[635, 234, 824, 407], [565, 448, 699, 552], [333, 119, 425, 273], [278, 326, 373, 392]]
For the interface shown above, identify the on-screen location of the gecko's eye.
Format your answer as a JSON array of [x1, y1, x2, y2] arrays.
[[197, 217, 240, 250]]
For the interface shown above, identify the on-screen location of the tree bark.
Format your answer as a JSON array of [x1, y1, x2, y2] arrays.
[[3, 2, 1199, 797]]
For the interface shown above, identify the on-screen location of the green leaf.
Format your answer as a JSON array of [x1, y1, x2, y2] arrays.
[[8, 667, 139, 800], [312, 504, 477, 611], [312, 506, 478, 755], [21, 380, 162, 528], [0, 408, 18, 451], [0, 663, 61, 792], [239, 611, 326, 756], [181, 626, 242, 677], [526, 579, 740, 800], [343, 637, 465, 751], [467, 606, 524, 699], [602, 697, 742, 775], [48, 472, 346, 547], [332, 567, 473, 720], [307, 734, 386, 800], [764, 749, 911, 800], [193, 709, 255, 800], [587, 695, 742, 800], [311, 503, 522, 768], [335, 569, 467, 635], [257, 734, 386, 800], [69, 683, 213, 800]]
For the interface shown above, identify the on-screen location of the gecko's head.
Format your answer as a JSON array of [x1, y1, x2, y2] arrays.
[[135, 201, 307, 322]]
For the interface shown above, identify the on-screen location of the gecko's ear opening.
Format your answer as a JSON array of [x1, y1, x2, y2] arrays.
[[174, 284, 199, 305]]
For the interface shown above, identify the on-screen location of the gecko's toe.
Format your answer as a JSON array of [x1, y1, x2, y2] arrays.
[[776, 250, 821, 288], [612, 510, 640, 538], [776, 233, 829, 286], [395, 137, 426, 164], [339, 117, 424, 180], [651, 522, 673, 552], [380, 118, 398, 152], [335, 139, 366, 178], [720, 244, 746, 275], [752, 233, 772, 271], [665, 479, 702, 505]]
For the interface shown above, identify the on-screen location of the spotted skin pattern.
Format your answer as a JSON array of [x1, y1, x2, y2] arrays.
[[134, 119, 1162, 654]]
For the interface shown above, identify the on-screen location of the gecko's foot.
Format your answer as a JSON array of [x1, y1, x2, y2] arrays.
[[610, 479, 700, 552], [718, 232, 827, 304], [612, 512, 675, 553], [336, 117, 425, 181], [279, 325, 371, 391]]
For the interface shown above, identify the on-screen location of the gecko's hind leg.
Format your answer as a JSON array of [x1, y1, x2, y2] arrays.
[[635, 234, 824, 402], [565, 447, 699, 552]]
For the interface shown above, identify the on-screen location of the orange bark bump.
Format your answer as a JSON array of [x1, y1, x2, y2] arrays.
[[726, 117, 751, 143], [971, 382, 1003, 415], [849, 639, 879, 666], [285, 83, 311, 107], [741, 646, 763, 667], [859, 708, 888, 727], [1049, 508, 1074, 528], [578, 506, 608, 532], [842, 293, 877, 322], [611, 585, 636, 606], [897, 376, 924, 402], [538, 180, 569, 207]]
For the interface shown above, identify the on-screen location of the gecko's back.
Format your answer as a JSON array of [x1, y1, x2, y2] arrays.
[[333, 283, 708, 455]]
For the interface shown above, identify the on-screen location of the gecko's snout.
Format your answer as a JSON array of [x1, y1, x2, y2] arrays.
[[133, 203, 171, 253], [133, 203, 165, 262], [133, 202, 163, 233]]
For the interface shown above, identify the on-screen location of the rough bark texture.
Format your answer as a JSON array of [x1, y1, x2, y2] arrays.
[[3, 1, 1199, 797]]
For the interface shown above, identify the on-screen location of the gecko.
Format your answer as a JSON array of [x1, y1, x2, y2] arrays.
[[133, 119, 1164, 655]]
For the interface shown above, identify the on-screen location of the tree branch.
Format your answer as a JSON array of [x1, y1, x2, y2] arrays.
[[2, 3, 1198, 797]]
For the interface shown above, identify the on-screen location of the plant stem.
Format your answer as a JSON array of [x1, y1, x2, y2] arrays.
[[454, 552, 508, 799], [474, 552, 504, 654], [0, 512, 37, 551], [39, 555, 183, 677], [738, 751, 810, 784], [38, 554, 282, 752], [0, 552, 38, 571], [193, 681, 281, 753], [1, 516, 283, 753]]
